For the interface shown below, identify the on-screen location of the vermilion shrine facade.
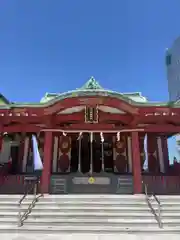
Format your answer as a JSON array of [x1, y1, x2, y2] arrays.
[[0, 77, 180, 194]]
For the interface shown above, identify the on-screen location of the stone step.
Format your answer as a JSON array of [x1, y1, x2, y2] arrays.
[[15, 201, 180, 207], [0, 206, 178, 215], [1, 195, 180, 204], [17, 205, 152, 210], [0, 201, 152, 206], [0, 217, 158, 224], [36, 201, 180, 206], [25, 211, 180, 218], [0, 223, 180, 233], [4, 209, 180, 217], [24, 198, 180, 203], [38, 198, 180, 203], [0, 194, 180, 198], [0, 211, 153, 217], [28, 198, 148, 203], [0, 203, 180, 211], [21, 219, 180, 228], [0, 220, 164, 229], [28, 212, 154, 219], [0, 195, 146, 201], [26, 202, 180, 209], [2, 200, 180, 208], [0, 225, 178, 234], [0, 206, 151, 212], [24, 220, 159, 228], [24, 212, 180, 220], [0, 207, 152, 214], [24, 201, 152, 205]]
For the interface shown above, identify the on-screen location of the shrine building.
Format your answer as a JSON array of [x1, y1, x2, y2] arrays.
[[0, 77, 180, 195]]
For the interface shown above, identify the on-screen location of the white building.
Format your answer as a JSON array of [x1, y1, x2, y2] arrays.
[[166, 36, 180, 102], [166, 37, 180, 158]]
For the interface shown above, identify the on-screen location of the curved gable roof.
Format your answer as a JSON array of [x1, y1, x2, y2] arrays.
[[40, 77, 148, 106], [0, 77, 178, 109]]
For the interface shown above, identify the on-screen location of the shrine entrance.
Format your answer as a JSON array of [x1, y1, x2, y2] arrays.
[[50, 132, 134, 194], [70, 133, 114, 174]]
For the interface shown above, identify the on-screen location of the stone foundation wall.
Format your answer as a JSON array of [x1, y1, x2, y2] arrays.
[[50, 173, 133, 194]]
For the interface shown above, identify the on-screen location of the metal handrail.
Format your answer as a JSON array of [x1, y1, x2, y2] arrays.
[[18, 178, 42, 227], [142, 181, 162, 228]]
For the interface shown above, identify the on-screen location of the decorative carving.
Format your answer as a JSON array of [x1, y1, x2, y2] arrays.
[[58, 154, 70, 172], [58, 136, 71, 173], [81, 77, 103, 90], [115, 155, 127, 172], [116, 141, 125, 154], [59, 136, 71, 154], [114, 135, 127, 172]]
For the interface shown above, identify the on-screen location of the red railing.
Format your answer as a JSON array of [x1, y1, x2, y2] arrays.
[[142, 175, 180, 194], [0, 174, 25, 194], [0, 163, 10, 185]]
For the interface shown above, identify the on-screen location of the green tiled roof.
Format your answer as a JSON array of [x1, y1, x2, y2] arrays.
[[0, 94, 10, 105], [1, 77, 180, 108], [40, 77, 148, 104]]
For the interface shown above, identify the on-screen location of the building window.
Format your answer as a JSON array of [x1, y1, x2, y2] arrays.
[[176, 91, 180, 100], [166, 55, 171, 66]]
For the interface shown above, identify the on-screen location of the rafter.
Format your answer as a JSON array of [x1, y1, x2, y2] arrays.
[[139, 106, 180, 115], [0, 124, 42, 133], [98, 112, 133, 124], [43, 96, 139, 115], [137, 115, 180, 124], [144, 124, 180, 133], [41, 123, 180, 133], [1, 122, 180, 134]]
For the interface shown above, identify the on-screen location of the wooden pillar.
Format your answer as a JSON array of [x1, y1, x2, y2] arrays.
[[161, 135, 169, 172], [157, 136, 165, 173], [22, 135, 30, 173], [131, 132, 142, 194], [147, 134, 160, 173], [0, 134, 2, 152], [41, 131, 53, 193], [18, 133, 25, 173]]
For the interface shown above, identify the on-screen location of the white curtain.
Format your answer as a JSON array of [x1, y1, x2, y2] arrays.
[[143, 134, 148, 171]]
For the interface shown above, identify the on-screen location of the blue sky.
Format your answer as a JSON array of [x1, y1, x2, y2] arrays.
[[0, 0, 179, 161]]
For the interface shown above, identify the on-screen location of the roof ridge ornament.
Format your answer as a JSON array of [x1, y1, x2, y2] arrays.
[[81, 76, 103, 90]]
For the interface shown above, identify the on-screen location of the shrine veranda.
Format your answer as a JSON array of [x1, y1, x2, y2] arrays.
[[0, 77, 180, 194]]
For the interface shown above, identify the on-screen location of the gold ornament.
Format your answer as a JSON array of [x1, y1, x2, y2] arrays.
[[88, 177, 95, 184]]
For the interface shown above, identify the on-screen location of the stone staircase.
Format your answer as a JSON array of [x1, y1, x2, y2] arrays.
[[0, 195, 180, 234]]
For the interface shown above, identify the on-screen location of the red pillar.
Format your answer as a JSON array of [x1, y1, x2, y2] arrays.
[[131, 131, 142, 194], [41, 131, 53, 193]]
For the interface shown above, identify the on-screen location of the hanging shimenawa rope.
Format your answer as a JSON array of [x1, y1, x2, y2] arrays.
[[117, 132, 120, 141], [78, 132, 83, 172], [100, 132, 104, 171], [90, 132, 93, 174]]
